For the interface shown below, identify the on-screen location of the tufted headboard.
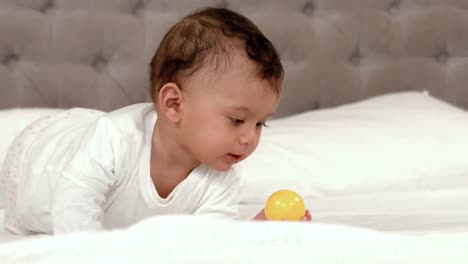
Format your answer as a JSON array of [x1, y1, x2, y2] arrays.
[[1, 0, 468, 117]]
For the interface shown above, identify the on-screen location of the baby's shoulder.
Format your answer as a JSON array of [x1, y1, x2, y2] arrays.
[[104, 103, 155, 135]]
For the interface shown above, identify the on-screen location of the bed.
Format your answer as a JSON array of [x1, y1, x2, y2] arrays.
[[1, 0, 468, 262]]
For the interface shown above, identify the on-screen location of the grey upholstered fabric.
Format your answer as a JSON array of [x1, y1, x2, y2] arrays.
[[1, 0, 468, 117]]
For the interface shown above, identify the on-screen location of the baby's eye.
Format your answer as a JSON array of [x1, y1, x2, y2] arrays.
[[256, 122, 269, 128], [230, 117, 244, 125]]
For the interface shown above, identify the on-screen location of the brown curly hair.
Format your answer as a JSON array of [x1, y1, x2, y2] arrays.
[[149, 7, 284, 102]]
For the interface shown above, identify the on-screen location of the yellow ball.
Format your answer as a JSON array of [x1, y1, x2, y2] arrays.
[[264, 190, 306, 221]]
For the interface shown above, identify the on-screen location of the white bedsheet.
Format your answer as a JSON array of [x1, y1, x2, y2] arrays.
[[1, 188, 467, 264], [0, 188, 468, 250], [241, 189, 468, 235], [0, 215, 467, 264], [2, 188, 468, 243]]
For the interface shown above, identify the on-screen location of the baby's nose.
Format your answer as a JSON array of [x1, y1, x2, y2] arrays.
[[239, 128, 256, 146]]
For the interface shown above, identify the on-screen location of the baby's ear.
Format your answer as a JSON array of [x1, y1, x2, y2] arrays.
[[157, 82, 182, 123]]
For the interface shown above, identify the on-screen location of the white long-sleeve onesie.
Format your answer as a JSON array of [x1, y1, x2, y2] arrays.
[[3, 103, 240, 234]]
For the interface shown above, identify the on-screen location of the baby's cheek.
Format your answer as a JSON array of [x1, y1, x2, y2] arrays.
[[253, 135, 261, 148]]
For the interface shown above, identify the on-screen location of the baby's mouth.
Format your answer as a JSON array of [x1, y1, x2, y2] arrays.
[[227, 153, 242, 163]]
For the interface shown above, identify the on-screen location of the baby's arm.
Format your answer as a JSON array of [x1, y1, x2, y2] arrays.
[[51, 177, 106, 233], [194, 167, 240, 220], [51, 116, 120, 234]]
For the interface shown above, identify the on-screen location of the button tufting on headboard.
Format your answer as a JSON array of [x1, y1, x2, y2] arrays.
[[302, 1, 315, 17], [434, 48, 450, 64], [92, 55, 108, 72], [131, 0, 146, 16], [40, 0, 55, 14], [349, 47, 363, 67], [220, 0, 229, 9], [1, 0, 468, 116], [2, 53, 19, 69], [388, 0, 401, 15]]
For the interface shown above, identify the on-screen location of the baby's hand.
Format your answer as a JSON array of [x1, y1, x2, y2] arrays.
[[301, 210, 312, 222], [253, 209, 267, 221], [252, 209, 311, 221]]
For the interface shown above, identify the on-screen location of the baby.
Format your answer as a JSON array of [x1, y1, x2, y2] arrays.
[[1, 7, 306, 235]]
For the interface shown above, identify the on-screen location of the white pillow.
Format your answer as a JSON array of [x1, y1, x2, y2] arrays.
[[0, 108, 63, 208], [239, 92, 468, 203]]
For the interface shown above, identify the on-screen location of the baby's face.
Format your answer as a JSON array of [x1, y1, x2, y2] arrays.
[[179, 57, 280, 172]]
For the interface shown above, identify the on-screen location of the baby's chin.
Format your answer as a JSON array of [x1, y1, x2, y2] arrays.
[[206, 163, 232, 172], [204, 159, 235, 172]]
